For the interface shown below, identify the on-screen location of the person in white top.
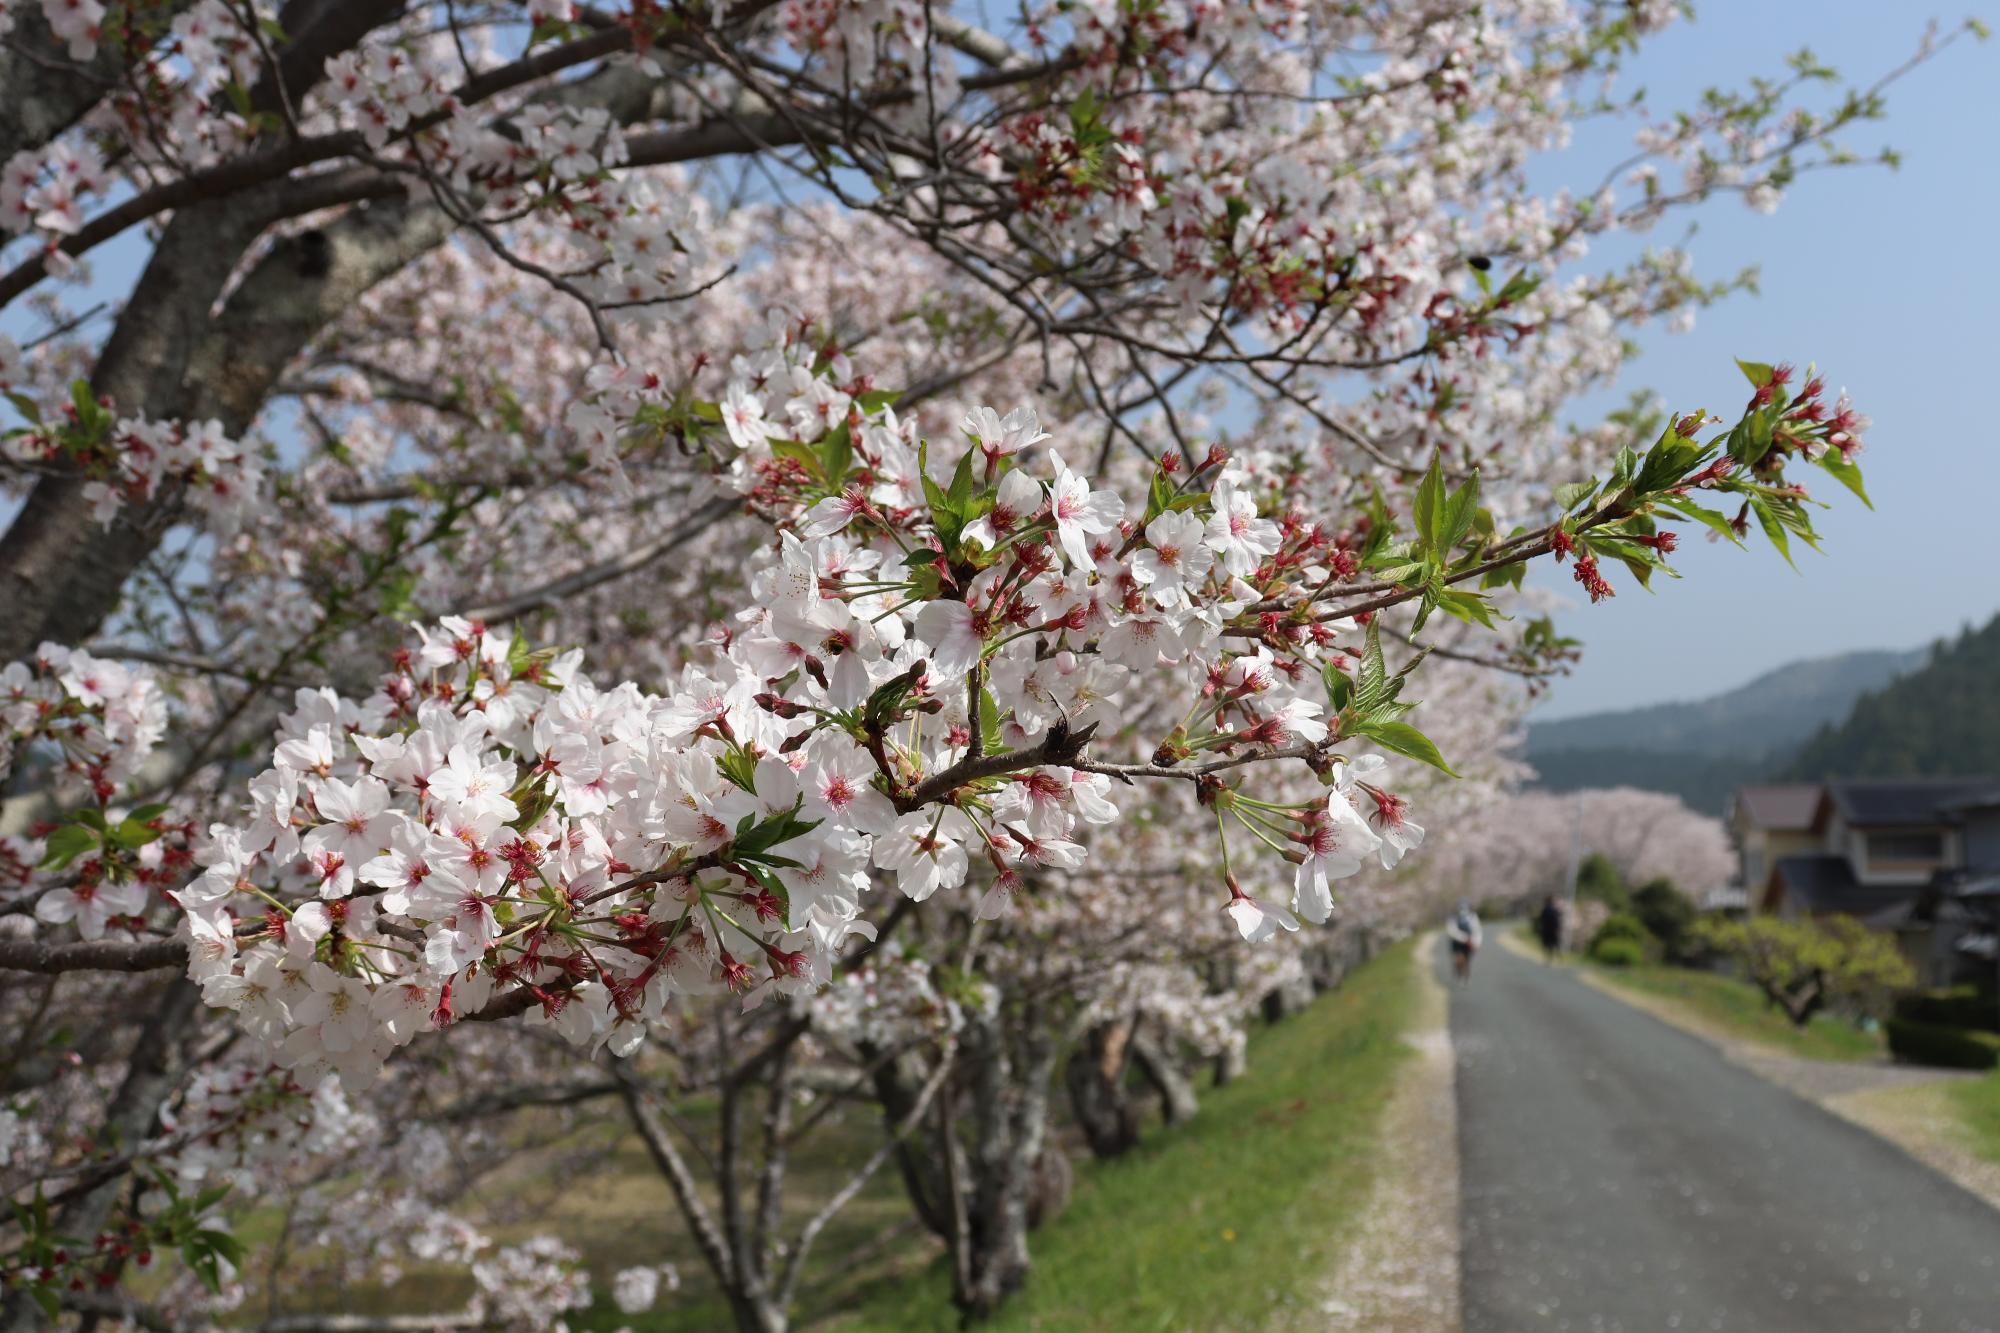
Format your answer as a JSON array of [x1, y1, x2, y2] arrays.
[[1446, 902, 1483, 985]]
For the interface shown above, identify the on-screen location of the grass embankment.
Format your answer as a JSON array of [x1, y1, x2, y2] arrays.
[[822, 937, 1426, 1332], [1587, 960, 1883, 1063], [1947, 1071, 2000, 1165]]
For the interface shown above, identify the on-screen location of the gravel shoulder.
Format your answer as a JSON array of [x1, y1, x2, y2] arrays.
[[1309, 931, 1460, 1333]]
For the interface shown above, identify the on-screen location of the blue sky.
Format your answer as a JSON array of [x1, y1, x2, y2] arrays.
[[1523, 2, 1999, 719]]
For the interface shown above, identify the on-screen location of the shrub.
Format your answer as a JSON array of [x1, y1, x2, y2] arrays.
[[1588, 912, 1652, 965], [1693, 914, 1914, 1028], [1591, 937, 1646, 968], [1576, 853, 1629, 911], [1591, 911, 1650, 947], [1630, 878, 1699, 962], [1886, 1019, 2000, 1070], [1894, 987, 2000, 1033]]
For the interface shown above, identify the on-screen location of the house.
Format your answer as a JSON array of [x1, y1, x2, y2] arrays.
[[1727, 784, 1822, 905], [1730, 778, 2000, 985]]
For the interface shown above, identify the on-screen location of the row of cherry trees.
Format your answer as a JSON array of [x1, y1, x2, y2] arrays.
[[0, 0, 1965, 1327]]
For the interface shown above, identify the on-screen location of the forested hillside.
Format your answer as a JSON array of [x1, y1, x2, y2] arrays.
[[1788, 615, 2000, 778], [1526, 648, 1925, 811]]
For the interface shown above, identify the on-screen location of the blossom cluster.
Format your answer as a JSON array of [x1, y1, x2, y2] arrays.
[[0, 401, 262, 530], [156, 1061, 369, 1191], [177, 357, 1425, 1084], [1, 643, 168, 797], [0, 0, 105, 63]]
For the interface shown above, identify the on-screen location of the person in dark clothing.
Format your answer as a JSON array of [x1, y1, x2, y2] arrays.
[[1536, 894, 1564, 963]]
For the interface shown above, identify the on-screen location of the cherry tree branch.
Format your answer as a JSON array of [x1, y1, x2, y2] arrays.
[[0, 935, 188, 974]]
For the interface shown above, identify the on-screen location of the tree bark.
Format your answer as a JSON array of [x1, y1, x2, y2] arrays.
[[1129, 1028, 1200, 1126], [954, 1004, 1064, 1319], [1063, 1017, 1141, 1158], [0, 2, 199, 168]]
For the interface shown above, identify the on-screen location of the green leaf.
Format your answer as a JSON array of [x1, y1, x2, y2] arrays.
[[39, 824, 98, 871], [1440, 468, 1482, 550], [1553, 479, 1596, 512], [1817, 451, 1871, 508], [770, 438, 819, 473], [1735, 358, 1775, 389], [198, 1228, 245, 1268], [1634, 434, 1708, 495], [1412, 454, 1445, 550], [733, 805, 825, 859], [818, 423, 853, 487], [3, 389, 42, 424], [1323, 659, 1353, 711], [946, 447, 977, 513], [1352, 619, 1389, 712], [1743, 408, 1774, 466], [1749, 496, 1795, 569], [918, 439, 950, 517], [1410, 584, 1438, 634], [108, 817, 164, 851], [1657, 495, 1743, 545], [1436, 587, 1499, 628], [979, 686, 1004, 754], [1369, 559, 1425, 585], [1357, 721, 1458, 776]]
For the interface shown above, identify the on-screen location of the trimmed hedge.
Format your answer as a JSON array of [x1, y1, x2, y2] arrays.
[[1893, 986, 2000, 1033], [1886, 1018, 2000, 1070], [1591, 937, 1645, 968]]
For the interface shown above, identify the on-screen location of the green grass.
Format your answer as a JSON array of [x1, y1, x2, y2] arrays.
[[824, 937, 1425, 1332], [1947, 1070, 2000, 1165], [1589, 960, 1884, 1062]]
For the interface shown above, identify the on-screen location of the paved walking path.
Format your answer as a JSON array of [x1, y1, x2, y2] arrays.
[[1450, 938, 2000, 1332]]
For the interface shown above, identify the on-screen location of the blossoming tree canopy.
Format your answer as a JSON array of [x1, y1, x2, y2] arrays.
[[0, 0, 1973, 1323]]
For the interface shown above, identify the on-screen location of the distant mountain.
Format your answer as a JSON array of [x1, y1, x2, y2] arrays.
[[1787, 615, 2000, 780], [1526, 646, 1927, 813]]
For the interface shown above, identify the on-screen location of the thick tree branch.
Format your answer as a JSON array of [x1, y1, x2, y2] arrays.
[[0, 934, 188, 974]]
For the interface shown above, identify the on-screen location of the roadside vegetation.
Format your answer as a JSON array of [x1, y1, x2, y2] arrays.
[[508, 940, 1432, 1320], [1588, 961, 1885, 1062], [1947, 1072, 2000, 1165], [817, 939, 1425, 1332]]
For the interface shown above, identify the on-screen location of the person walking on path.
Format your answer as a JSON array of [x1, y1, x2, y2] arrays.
[[1535, 894, 1564, 963], [1447, 902, 1483, 985]]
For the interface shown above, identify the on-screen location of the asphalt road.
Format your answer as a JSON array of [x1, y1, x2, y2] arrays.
[[1449, 935, 2000, 1332]]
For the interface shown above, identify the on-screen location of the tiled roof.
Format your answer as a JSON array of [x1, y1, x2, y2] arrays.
[[1732, 784, 1822, 831], [1770, 853, 1923, 923], [1822, 779, 2000, 828]]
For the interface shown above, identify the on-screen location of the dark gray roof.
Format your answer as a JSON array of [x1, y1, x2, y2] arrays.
[[1733, 783, 1822, 831], [1820, 779, 2000, 828], [1771, 854, 1923, 921]]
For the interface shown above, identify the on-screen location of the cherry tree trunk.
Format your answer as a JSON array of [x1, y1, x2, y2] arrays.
[[1129, 1029, 1200, 1126], [1064, 1017, 1142, 1158]]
